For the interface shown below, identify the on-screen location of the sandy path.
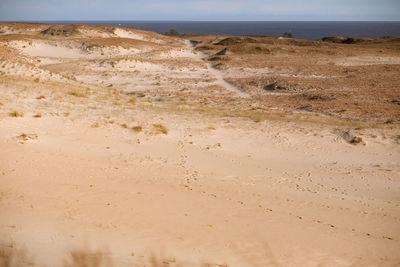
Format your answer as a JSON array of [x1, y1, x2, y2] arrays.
[[185, 40, 250, 98], [203, 61, 250, 98]]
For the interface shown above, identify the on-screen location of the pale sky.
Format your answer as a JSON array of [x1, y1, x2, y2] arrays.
[[0, 0, 399, 21]]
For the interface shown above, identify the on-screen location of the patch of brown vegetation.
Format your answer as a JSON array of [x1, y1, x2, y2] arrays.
[[0, 245, 34, 267], [321, 36, 375, 44], [131, 126, 142, 132], [41, 24, 79, 37], [215, 37, 259, 45], [188, 34, 400, 123], [153, 124, 168, 135], [63, 248, 113, 267]]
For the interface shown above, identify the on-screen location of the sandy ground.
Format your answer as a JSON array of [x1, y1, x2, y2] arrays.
[[0, 23, 400, 267]]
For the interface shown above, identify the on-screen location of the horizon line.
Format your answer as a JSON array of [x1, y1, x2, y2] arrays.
[[1, 20, 400, 23]]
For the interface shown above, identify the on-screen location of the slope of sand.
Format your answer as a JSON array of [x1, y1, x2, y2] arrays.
[[0, 23, 400, 266]]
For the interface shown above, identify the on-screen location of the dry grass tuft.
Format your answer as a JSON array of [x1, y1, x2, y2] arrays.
[[131, 126, 143, 132], [0, 242, 222, 266], [127, 97, 136, 105], [68, 90, 88, 98], [0, 245, 34, 267], [16, 133, 38, 143], [63, 248, 179, 267], [63, 248, 113, 267], [9, 111, 23, 117], [153, 124, 168, 135]]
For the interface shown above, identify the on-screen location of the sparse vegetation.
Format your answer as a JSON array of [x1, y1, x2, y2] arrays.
[[283, 32, 293, 38], [9, 111, 23, 117], [153, 124, 168, 134], [131, 126, 142, 132], [63, 248, 113, 267], [128, 97, 136, 105], [33, 113, 42, 118], [68, 90, 87, 98], [16, 133, 38, 143], [36, 95, 45, 100], [0, 246, 210, 267], [0, 244, 34, 267], [164, 29, 180, 36], [91, 122, 100, 128]]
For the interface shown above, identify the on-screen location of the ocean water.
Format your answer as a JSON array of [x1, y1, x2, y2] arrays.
[[43, 21, 400, 40]]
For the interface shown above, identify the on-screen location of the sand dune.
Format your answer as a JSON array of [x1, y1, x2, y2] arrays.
[[0, 23, 399, 267]]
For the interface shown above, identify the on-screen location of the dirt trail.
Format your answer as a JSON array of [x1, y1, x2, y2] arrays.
[[204, 61, 250, 98], [185, 40, 250, 98]]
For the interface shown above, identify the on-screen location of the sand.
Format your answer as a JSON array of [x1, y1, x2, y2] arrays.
[[0, 23, 399, 267]]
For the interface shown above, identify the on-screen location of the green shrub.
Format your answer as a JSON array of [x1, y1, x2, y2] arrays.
[[165, 29, 180, 36], [283, 32, 293, 38]]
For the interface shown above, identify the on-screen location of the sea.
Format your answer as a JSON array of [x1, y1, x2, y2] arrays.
[[39, 21, 400, 40]]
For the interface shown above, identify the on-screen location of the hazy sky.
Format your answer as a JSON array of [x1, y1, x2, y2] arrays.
[[0, 0, 399, 21]]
